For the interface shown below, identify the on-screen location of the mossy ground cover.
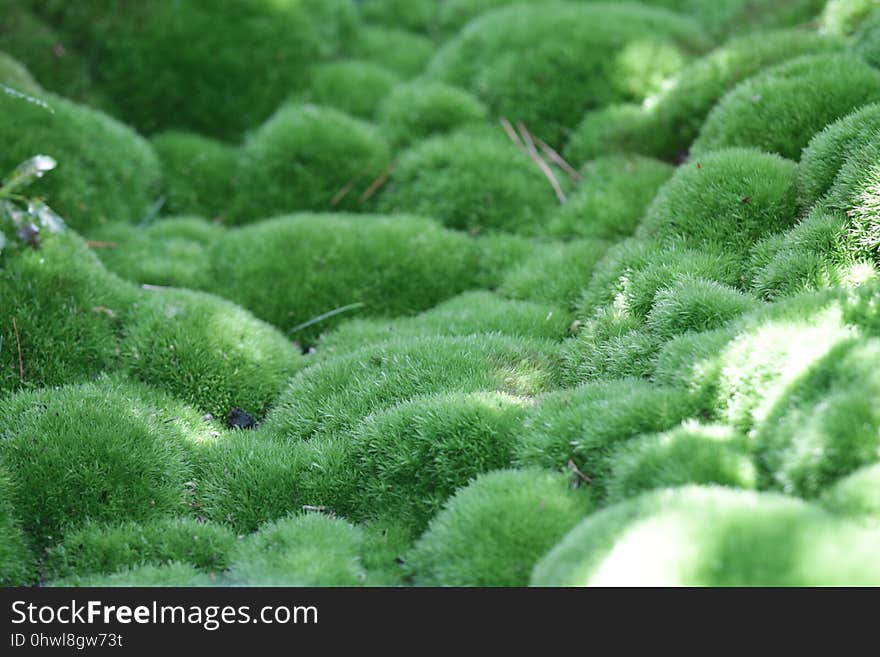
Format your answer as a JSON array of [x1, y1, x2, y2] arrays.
[[4, 0, 880, 587]]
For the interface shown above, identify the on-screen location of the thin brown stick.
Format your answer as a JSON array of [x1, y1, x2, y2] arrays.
[[330, 170, 367, 207], [567, 459, 592, 485], [12, 317, 23, 381], [359, 160, 398, 203], [533, 135, 582, 182], [141, 283, 169, 292], [85, 240, 118, 249], [516, 121, 567, 204], [500, 118, 528, 155]]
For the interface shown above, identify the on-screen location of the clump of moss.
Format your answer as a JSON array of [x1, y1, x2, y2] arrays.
[[232, 104, 390, 221], [605, 423, 756, 504], [820, 0, 879, 35], [565, 30, 842, 163], [122, 287, 305, 418], [298, 60, 400, 120], [205, 213, 481, 342], [474, 233, 539, 289], [0, 51, 42, 94], [692, 54, 880, 160], [546, 156, 673, 239], [45, 518, 236, 583], [406, 469, 591, 586], [262, 334, 561, 444], [821, 463, 880, 523], [226, 514, 367, 587], [427, 3, 706, 146], [646, 276, 760, 340], [0, 89, 162, 232], [0, 466, 34, 586], [350, 26, 435, 78], [151, 132, 237, 220], [853, 10, 880, 67], [359, 0, 438, 34], [637, 149, 798, 260], [532, 486, 880, 586], [320, 291, 569, 355], [514, 379, 700, 497], [51, 562, 213, 587], [377, 81, 488, 148], [0, 232, 137, 395], [0, 380, 206, 547], [91, 217, 223, 290], [377, 128, 559, 233], [798, 104, 880, 213]]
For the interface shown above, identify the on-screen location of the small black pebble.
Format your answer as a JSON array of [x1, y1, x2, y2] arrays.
[[226, 408, 257, 430]]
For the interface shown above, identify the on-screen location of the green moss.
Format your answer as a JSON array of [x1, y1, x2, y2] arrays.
[[0, 466, 34, 586], [605, 423, 756, 504], [299, 60, 401, 120], [406, 469, 591, 586], [0, 232, 137, 395], [329, 392, 526, 533], [0, 90, 162, 232], [500, 239, 609, 310], [233, 104, 390, 222], [547, 156, 673, 239], [262, 334, 561, 444], [754, 337, 880, 497], [151, 132, 237, 221], [0, 380, 206, 547], [637, 149, 798, 260], [474, 233, 539, 289], [821, 464, 880, 523], [122, 287, 305, 418], [427, 3, 706, 146], [532, 486, 880, 586], [646, 276, 759, 340], [820, 0, 879, 35], [692, 54, 880, 160], [91, 217, 223, 290], [377, 80, 488, 148], [359, 0, 438, 33], [350, 26, 434, 78], [319, 291, 570, 355], [514, 379, 700, 498], [205, 214, 481, 343], [566, 30, 842, 162], [226, 514, 367, 586], [798, 104, 880, 213], [51, 562, 213, 587], [823, 133, 880, 251], [45, 518, 236, 583], [0, 51, 42, 94], [377, 128, 559, 233], [651, 327, 736, 410]]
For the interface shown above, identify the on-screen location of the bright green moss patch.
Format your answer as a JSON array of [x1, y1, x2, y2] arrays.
[[0, 89, 161, 232], [319, 291, 570, 355], [233, 105, 391, 221], [532, 486, 880, 586], [0, 380, 205, 547], [51, 562, 213, 587], [692, 54, 880, 160], [605, 423, 756, 504], [263, 334, 561, 444], [377, 81, 488, 148], [0, 232, 137, 394], [821, 464, 880, 523], [514, 379, 700, 497], [45, 518, 236, 583], [122, 287, 305, 418], [206, 214, 481, 342], [546, 156, 673, 239], [151, 132, 237, 221], [0, 466, 34, 586], [350, 26, 434, 78], [820, 0, 879, 35], [91, 217, 222, 290], [407, 469, 591, 586], [299, 60, 401, 120], [226, 514, 367, 587], [822, 135, 880, 252], [427, 3, 707, 146], [377, 128, 559, 234]]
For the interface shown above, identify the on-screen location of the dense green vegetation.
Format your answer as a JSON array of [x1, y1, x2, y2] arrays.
[[3, 0, 880, 587]]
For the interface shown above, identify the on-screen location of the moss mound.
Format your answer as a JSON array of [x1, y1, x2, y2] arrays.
[[692, 54, 880, 160], [122, 287, 305, 418], [532, 486, 880, 586], [0, 51, 42, 94], [0, 89, 161, 232], [51, 562, 213, 587], [822, 463, 880, 523], [0, 380, 206, 547], [0, 466, 35, 586], [299, 60, 400, 120], [406, 469, 592, 586], [359, 0, 438, 34], [350, 26, 434, 78]]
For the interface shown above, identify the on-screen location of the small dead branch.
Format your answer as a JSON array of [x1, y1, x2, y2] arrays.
[[330, 170, 367, 207], [92, 306, 116, 317], [302, 504, 336, 517], [567, 459, 592, 488], [85, 240, 118, 249], [500, 118, 529, 155], [359, 161, 399, 203], [141, 283, 169, 292], [12, 317, 23, 381], [516, 121, 567, 205], [533, 135, 582, 183]]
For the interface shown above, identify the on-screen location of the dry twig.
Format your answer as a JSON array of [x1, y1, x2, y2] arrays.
[[516, 121, 567, 204], [533, 135, 582, 182], [85, 240, 118, 249], [359, 161, 399, 202], [330, 170, 367, 207]]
